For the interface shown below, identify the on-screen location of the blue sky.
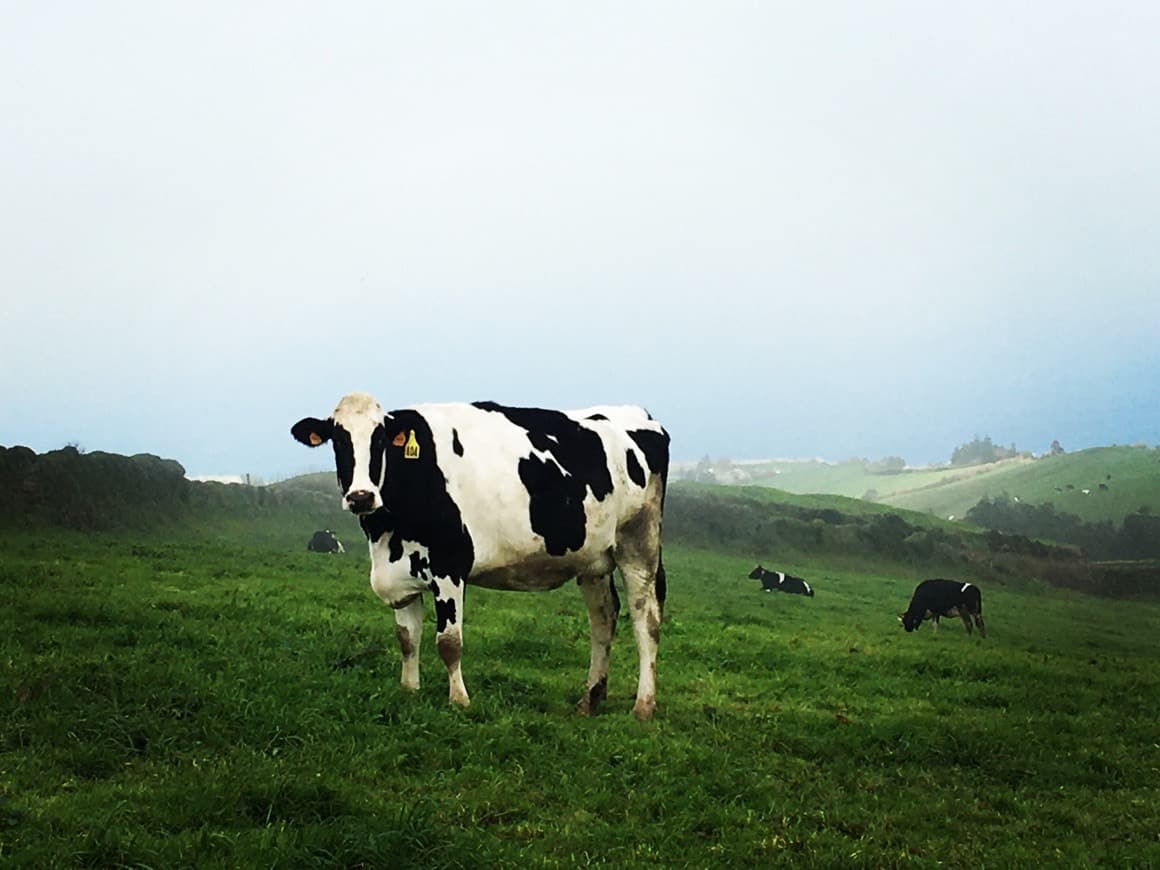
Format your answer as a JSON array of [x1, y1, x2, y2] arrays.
[[2, 2, 1158, 479]]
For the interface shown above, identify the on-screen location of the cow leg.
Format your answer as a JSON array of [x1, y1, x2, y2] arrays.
[[393, 596, 424, 692], [619, 560, 662, 721], [431, 578, 469, 708], [576, 573, 619, 716], [974, 613, 987, 638], [960, 611, 973, 634]]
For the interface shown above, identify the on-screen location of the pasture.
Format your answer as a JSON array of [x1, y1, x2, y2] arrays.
[[747, 446, 1160, 527], [3, 530, 1159, 867]]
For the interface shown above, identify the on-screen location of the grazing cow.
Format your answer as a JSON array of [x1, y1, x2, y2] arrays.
[[748, 565, 814, 597], [899, 579, 986, 636], [307, 529, 345, 553], [292, 393, 669, 720]]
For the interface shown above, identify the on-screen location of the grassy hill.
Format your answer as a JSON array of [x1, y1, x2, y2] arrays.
[[746, 446, 1160, 525], [0, 445, 352, 549], [748, 457, 1030, 503], [269, 470, 340, 499]]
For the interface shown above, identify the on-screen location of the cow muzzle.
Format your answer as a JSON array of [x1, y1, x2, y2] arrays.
[[345, 489, 378, 514]]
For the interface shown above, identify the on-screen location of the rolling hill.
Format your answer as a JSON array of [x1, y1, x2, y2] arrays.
[[745, 446, 1160, 525]]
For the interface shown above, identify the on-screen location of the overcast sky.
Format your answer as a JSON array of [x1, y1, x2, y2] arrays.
[[3, 2, 1158, 480]]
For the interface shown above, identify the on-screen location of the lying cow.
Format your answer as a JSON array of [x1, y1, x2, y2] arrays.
[[307, 529, 345, 553], [292, 392, 669, 719], [748, 565, 814, 596], [899, 578, 986, 636]]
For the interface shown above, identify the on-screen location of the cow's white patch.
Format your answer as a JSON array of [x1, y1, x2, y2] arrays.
[[333, 392, 387, 505]]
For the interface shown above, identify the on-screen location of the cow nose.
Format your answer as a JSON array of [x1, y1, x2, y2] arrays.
[[346, 490, 375, 513]]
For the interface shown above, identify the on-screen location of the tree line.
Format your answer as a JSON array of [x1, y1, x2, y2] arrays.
[[967, 495, 1160, 561]]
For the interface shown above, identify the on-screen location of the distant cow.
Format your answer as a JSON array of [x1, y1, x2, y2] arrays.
[[307, 529, 344, 553], [899, 579, 985, 636], [292, 392, 669, 719], [749, 565, 814, 597]]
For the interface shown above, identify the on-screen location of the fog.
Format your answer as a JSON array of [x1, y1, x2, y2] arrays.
[[3, 2, 1158, 479]]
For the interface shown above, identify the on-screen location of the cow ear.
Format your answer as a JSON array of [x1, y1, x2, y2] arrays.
[[292, 417, 333, 447]]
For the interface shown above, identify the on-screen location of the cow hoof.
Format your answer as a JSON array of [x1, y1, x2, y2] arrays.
[[576, 679, 607, 716], [632, 697, 656, 721], [449, 692, 470, 709]]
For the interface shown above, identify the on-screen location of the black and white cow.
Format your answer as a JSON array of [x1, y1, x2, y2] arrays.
[[292, 393, 669, 719], [307, 529, 345, 553], [899, 579, 986, 636], [748, 565, 814, 597]]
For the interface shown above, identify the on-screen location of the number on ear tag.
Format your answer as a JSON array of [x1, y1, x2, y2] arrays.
[[404, 430, 420, 460]]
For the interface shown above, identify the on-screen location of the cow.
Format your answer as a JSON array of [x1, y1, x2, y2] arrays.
[[292, 392, 669, 720], [307, 529, 345, 553], [899, 579, 985, 636], [748, 565, 814, 597]]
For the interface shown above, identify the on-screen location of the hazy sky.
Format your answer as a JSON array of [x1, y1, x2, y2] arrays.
[[3, 2, 1158, 480]]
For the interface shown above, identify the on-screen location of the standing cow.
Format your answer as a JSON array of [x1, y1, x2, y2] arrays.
[[292, 393, 669, 719], [748, 565, 814, 597], [899, 579, 986, 636]]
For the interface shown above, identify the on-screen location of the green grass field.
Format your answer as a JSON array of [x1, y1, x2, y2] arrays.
[[4, 529, 1159, 867], [748, 446, 1160, 526]]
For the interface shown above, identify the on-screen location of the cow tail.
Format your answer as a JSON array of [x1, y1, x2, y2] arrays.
[[655, 547, 667, 614], [655, 427, 670, 616]]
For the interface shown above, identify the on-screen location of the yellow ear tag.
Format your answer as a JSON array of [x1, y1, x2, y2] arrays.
[[308, 432, 323, 446], [403, 430, 420, 460]]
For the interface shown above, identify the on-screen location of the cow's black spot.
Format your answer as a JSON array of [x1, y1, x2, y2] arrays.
[[434, 595, 457, 631], [586, 413, 608, 421], [331, 426, 356, 494], [359, 509, 393, 544], [452, 429, 464, 456], [518, 454, 588, 556], [626, 449, 646, 488], [368, 424, 387, 487], [409, 551, 430, 580], [388, 531, 404, 563], [627, 428, 669, 477], [380, 411, 474, 584]]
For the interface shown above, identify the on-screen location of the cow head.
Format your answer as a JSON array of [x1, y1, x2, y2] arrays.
[[292, 392, 389, 515], [748, 565, 764, 580], [899, 610, 922, 632]]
